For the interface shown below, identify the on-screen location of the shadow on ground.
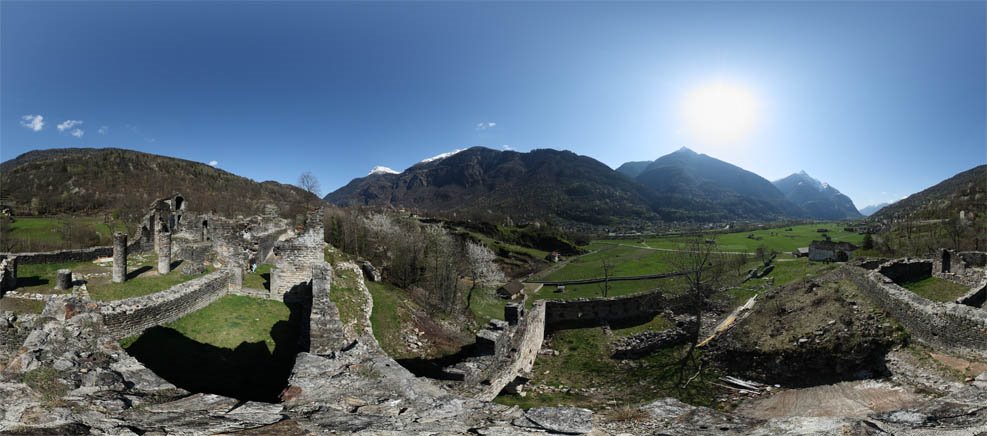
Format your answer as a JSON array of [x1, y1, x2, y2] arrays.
[[123, 302, 304, 402]]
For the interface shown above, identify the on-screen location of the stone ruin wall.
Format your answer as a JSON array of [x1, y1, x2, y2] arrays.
[[472, 301, 547, 401], [876, 259, 933, 284], [934, 249, 987, 287], [307, 263, 349, 355], [844, 262, 987, 357], [543, 288, 687, 331], [271, 210, 325, 299], [98, 267, 241, 339]]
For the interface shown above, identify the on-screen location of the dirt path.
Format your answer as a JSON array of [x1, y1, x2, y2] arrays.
[[735, 380, 921, 419]]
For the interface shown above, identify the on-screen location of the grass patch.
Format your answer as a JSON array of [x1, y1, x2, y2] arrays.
[[15, 260, 102, 294], [243, 263, 272, 290], [366, 280, 417, 359], [899, 276, 970, 302], [468, 286, 508, 324], [21, 366, 68, 404], [611, 314, 674, 337], [0, 297, 45, 314], [495, 326, 720, 410], [166, 295, 293, 352], [329, 267, 371, 336], [88, 265, 213, 301]]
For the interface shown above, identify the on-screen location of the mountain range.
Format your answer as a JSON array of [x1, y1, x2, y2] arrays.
[[325, 147, 659, 225], [327, 146, 863, 224], [772, 171, 862, 220]]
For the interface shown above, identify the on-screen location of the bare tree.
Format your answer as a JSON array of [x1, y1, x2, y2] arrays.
[[464, 240, 506, 311], [599, 259, 615, 297], [668, 235, 726, 384], [297, 171, 322, 197]]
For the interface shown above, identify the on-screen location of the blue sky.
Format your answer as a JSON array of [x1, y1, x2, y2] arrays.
[[2, 1, 984, 208]]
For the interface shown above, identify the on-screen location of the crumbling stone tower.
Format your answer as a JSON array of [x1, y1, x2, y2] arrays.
[[112, 232, 127, 283], [271, 208, 325, 300]]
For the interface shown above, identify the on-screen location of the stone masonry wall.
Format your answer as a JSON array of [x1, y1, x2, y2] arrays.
[[1, 246, 113, 265], [844, 264, 987, 357], [308, 263, 349, 354], [99, 269, 233, 339], [473, 301, 547, 401], [544, 289, 668, 330], [877, 259, 933, 284]]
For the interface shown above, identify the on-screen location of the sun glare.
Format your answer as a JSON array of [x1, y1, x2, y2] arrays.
[[682, 81, 760, 145]]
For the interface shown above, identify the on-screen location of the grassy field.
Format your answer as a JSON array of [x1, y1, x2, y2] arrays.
[[538, 245, 680, 282], [13, 253, 210, 300], [15, 260, 104, 294], [242, 263, 272, 290], [495, 320, 721, 410], [163, 295, 294, 352], [4, 216, 129, 252], [899, 276, 970, 302], [617, 223, 864, 256]]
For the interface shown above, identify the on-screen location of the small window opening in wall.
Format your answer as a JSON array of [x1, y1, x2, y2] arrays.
[[174, 196, 185, 211]]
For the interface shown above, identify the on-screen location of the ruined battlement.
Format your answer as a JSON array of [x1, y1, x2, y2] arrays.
[[845, 263, 987, 358], [271, 209, 325, 298], [98, 268, 238, 339]]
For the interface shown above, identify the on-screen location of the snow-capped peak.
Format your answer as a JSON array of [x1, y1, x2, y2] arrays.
[[420, 148, 465, 164], [368, 166, 399, 176]]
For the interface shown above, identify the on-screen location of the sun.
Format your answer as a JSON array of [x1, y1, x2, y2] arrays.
[[681, 81, 761, 145]]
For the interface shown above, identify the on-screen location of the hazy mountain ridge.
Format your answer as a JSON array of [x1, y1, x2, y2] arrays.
[[0, 147, 322, 220], [870, 165, 987, 223], [772, 171, 862, 220], [859, 202, 891, 216]]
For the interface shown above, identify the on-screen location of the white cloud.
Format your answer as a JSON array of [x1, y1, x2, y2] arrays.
[[70, 129, 84, 138], [98, 126, 109, 135], [501, 144, 513, 150], [20, 114, 44, 132], [57, 119, 83, 131], [208, 160, 218, 167], [475, 122, 496, 130]]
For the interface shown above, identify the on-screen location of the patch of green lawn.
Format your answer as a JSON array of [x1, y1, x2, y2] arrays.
[[899, 276, 970, 303], [165, 295, 294, 352], [242, 263, 272, 290], [15, 260, 100, 294], [88, 265, 213, 301]]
